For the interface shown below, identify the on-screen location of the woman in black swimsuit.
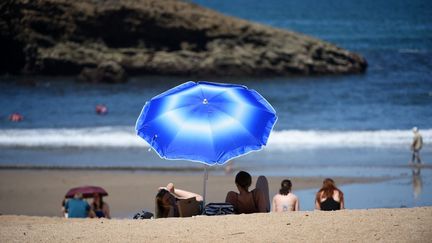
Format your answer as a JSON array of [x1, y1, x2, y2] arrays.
[[315, 178, 344, 211]]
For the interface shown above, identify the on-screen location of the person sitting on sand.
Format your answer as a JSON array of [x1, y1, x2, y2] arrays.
[[272, 179, 299, 212], [315, 178, 344, 211], [65, 193, 91, 218], [91, 193, 111, 219], [225, 171, 269, 214], [155, 183, 203, 218], [61, 197, 68, 218]]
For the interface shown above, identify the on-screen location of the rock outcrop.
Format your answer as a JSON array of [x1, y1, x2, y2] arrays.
[[78, 61, 127, 83], [0, 0, 367, 78]]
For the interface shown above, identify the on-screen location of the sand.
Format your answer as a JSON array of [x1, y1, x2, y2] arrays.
[[1, 208, 431, 242], [0, 170, 430, 242], [0, 170, 385, 218]]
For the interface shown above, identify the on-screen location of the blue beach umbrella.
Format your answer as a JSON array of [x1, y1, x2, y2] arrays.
[[136, 81, 277, 202]]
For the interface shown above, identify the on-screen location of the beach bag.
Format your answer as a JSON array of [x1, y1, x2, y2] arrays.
[[133, 210, 154, 219], [204, 203, 235, 216]]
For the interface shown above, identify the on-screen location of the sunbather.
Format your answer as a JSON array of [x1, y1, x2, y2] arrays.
[[61, 197, 68, 218], [315, 178, 345, 211], [64, 193, 91, 218], [225, 171, 269, 214], [272, 179, 299, 212], [155, 183, 203, 218], [91, 193, 111, 219]]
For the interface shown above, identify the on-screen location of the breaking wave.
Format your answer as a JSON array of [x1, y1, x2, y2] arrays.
[[0, 127, 430, 149]]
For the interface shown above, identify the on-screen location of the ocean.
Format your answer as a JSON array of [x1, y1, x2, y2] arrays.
[[1, 0, 431, 209]]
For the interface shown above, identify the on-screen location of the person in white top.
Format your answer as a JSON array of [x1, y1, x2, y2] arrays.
[[272, 179, 299, 212]]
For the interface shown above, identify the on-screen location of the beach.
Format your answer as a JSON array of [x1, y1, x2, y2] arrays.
[[1, 207, 431, 242], [1, 0, 431, 241], [0, 169, 385, 218], [0, 169, 430, 242]]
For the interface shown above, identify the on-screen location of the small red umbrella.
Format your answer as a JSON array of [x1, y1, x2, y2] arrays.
[[65, 186, 108, 198]]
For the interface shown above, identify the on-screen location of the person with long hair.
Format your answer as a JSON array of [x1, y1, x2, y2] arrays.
[[315, 178, 344, 211], [272, 179, 299, 212], [225, 171, 270, 214], [91, 193, 111, 219], [155, 183, 203, 218]]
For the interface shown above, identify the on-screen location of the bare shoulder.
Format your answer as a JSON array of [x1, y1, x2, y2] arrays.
[[226, 191, 238, 196], [288, 193, 298, 201], [333, 190, 342, 200], [253, 187, 262, 193], [252, 188, 265, 198]]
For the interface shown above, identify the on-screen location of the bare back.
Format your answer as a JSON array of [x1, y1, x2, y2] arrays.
[[315, 190, 344, 210], [319, 190, 341, 202], [226, 188, 268, 214], [272, 193, 299, 212]]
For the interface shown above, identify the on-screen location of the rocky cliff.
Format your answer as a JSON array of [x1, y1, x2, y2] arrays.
[[0, 0, 367, 78]]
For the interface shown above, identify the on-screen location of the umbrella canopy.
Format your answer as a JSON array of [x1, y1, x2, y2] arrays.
[[65, 186, 108, 198], [136, 81, 277, 165]]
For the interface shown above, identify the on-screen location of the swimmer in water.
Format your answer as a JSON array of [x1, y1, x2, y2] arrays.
[[95, 104, 108, 115], [9, 113, 23, 122]]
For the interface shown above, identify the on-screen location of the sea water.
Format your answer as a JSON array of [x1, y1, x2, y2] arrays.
[[1, 0, 431, 209]]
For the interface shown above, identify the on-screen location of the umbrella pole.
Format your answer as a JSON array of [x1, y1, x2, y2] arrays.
[[203, 165, 208, 206]]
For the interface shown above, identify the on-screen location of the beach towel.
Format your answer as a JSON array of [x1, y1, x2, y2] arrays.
[[204, 203, 235, 216], [133, 210, 154, 219]]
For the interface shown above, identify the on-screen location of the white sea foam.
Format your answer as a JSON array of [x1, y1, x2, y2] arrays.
[[0, 127, 430, 149], [267, 129, 431, 149], [0, 127, 144, 148], [398, 49, 427, 54]]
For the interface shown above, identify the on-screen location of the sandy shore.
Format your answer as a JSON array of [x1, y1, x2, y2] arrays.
[[0, 170, 386, 218], [1, 207, 431, 242]]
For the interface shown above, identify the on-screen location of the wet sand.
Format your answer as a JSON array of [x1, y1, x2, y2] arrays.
[[0, 170, 386, 218]]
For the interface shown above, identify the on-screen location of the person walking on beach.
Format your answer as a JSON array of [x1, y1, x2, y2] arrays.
[[65, 193, 91, 218], [315, 178, 344, 211], [272, 179, 299, 212], [411, 127, 423, 164]]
